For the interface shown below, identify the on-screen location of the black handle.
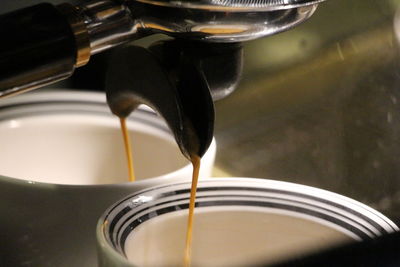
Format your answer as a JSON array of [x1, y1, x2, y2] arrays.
[[0, 3, 77, 97]]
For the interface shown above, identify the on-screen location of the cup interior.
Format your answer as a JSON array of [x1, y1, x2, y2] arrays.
[[0, 113, 189, 184], [98, 178, 398, 267], [0, 91, 196, 185]]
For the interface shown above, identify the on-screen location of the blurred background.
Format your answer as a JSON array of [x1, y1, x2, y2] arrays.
[[3, 0, 400, 223], [212, 0, 400, 223]]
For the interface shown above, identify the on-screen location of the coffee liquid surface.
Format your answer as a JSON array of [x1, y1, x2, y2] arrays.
[[119, 117, 136, 182]]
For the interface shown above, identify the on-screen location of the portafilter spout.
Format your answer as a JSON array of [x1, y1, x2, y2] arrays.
[[106, 44, 215, 159], [106, 40, 242, 158], [0, 0, 326, 98]]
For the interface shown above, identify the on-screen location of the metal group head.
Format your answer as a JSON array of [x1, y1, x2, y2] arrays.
[[124, 0, 325, 43]]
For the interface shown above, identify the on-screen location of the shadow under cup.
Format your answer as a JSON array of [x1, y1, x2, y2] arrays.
[[0, 91, 216, 267], [97, 178, 398, 267]]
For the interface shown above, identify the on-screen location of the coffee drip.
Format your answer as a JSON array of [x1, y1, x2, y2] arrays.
[[119, 117, 136, 182]]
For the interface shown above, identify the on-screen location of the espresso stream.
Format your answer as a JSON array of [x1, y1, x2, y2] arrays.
[[119, 117, 200, 266], [184, 155, 201, 267], [119, 117, 201, 267], [119, 118, 136, 182]]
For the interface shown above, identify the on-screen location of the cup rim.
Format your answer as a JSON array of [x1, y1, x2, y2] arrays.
[[0, 89, 217, 187], [0, 89, 110, 108], [0, 137, 215, 188], [96, 177, 399, 266]]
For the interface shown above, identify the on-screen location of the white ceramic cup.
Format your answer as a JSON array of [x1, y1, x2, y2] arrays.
[[97, 178, 398, 267], [0, 90, 216, 267]]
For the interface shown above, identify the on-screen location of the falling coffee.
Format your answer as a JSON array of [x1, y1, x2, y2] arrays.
[[184, 155, 201, 267], [118, 115, 200, 266], [119, 117, 136, 182]]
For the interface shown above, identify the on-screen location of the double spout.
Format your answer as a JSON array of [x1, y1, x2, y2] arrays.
[[106, 41, 242, 158]]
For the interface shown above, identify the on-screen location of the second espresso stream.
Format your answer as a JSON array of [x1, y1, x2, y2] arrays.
[[117, 113, 204, 267], [119, 117, 136, 182]]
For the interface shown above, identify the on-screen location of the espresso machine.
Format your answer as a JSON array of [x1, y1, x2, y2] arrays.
[[0, 0, 324, 158], [2, 0, 400, 266], [0, 0, 322, 97]]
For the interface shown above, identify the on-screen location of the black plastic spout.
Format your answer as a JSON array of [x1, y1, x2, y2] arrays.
[[106, 45, 215, 159]]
